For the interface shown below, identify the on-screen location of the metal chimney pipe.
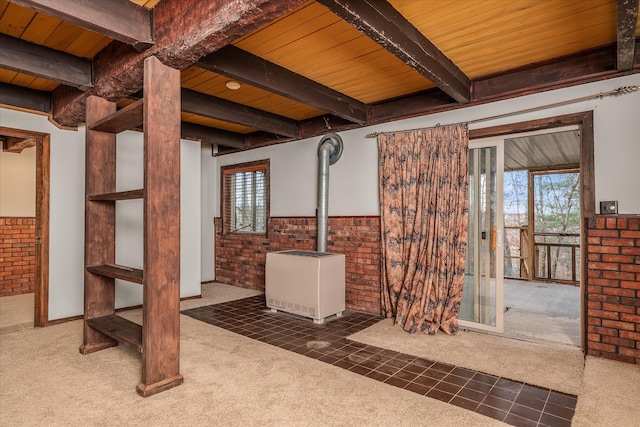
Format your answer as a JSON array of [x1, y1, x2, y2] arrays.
[[317, 143, 331, 253], [316, 134, 343, 253]]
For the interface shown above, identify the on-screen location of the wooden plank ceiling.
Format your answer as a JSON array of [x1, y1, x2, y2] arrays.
[[0, 0, 638, 151]]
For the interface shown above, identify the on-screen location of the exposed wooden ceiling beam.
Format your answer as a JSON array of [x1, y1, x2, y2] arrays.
[[317, 0, 470, 104], [10, 0, 153, 51], [181, 122, 246, 150], [474, 41, 640, 100], [0, 34, 92, 90], [0, 82, 51, 113], [181, 88, 299, 138], [617, 0, 639, 71], [91, 91, 247, 149], [49, 0, 307, 127], [243, 41, 638, 151], [369, 88, 458, 124], [198, 46, 368, 125]]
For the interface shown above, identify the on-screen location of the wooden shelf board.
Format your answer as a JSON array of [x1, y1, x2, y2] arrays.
[[90, 98, 144, 133], [88, 189, 143, 201], [87, 264, 143, 284], [87, 315, 142, 353]]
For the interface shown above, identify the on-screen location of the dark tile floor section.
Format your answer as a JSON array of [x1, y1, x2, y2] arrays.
[[182, 296, 577, 427]]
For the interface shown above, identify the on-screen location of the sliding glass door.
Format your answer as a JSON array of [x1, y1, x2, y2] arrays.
[[459, 138, 504, 332]]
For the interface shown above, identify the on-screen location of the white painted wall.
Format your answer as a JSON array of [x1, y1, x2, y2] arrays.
[[211, 133, 379, 217], [205, 74, 640, 222], [1, 108, 86, 320], [114, 131, 201, 307], [0, 108, 201, 320], [0, 145, 36, 216]]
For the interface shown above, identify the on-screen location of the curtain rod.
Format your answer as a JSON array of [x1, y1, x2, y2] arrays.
[[365, 85, 639, 138]]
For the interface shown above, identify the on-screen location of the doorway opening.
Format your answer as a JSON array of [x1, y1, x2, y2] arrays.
[[0, 126, 49, 328], [501, 129, 581, 346], [461, 111, 595, 349]]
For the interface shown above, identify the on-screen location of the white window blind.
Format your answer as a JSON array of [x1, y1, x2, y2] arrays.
[[222, 161, 268, 234]]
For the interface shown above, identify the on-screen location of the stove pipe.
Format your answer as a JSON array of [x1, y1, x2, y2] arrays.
[[316, 134, 343, 253]]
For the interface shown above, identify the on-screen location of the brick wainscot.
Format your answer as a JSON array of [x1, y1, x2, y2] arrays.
[[0, 217, 36, 296], [586, 215, 640, 364], [215, 216, 381, 314]]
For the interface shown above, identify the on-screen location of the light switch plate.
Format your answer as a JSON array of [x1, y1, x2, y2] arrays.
[[600, 201, 618, 215]]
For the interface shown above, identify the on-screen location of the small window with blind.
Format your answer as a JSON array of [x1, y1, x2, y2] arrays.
[[221, 160, 269, 234]]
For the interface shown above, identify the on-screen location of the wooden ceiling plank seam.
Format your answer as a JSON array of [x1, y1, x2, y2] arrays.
[[0, 1, 35, 37], [181, 88, 299, 138], [233, 1, 335, 54], [257, 27, 432, 103], [0, 0, 9, 16], [80, 36, 112, 59], [0, 67, 18, 82], [257, 24, 365, 74], [434, 3, 617, 51], [187, 73, 230, 95], [42, 20, 84, 51], [454, 2, 598, 41], [433, 21, 615, 59], [29, 77, 58, 92], [617, 0, 639, 71], [401, 0, 606, 44], [11, 0, 153, 50], [316, 0, 470, 103], [19, 11, 60, 44], [0, 33, 92, 89], [10, 71, 36, 87], [198, 45, 368, 124], [180, 68, 215, 90], [64, 30, 110, 58], [247, 17, 399, 79], [181, 66, 208, 86]]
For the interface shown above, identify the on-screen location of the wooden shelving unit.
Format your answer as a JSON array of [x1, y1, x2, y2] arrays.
[[79, 56, 183, 397]]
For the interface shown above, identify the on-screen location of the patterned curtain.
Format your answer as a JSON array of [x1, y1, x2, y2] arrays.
[[378, 123, 469, 335]]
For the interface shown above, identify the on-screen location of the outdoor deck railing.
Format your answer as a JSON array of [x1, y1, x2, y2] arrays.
[[504, 226, 579, 285], [533, 232, 580, 284]]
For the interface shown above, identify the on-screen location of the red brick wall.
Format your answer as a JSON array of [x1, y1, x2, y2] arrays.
[[215, 216, 381, 314], [0, 217, 36, 296], [586, 215, 640, 364]]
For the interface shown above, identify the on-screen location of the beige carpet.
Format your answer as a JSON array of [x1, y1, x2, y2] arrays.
[[0, 293, 34, 333], [1, 284, 504, 427], [1, 283, 639, 426]]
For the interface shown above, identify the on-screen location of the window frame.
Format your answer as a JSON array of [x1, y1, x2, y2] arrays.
[[220, 159, 270, 236]]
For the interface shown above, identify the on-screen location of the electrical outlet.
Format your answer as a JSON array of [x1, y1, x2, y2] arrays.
[[600, 201, 618, 215]]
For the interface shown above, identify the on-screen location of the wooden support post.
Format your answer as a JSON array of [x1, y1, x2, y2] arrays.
[[137, 56, 183, 397]]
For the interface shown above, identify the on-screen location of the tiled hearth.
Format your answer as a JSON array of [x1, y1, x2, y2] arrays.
[[183, 296, 576, 427]]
